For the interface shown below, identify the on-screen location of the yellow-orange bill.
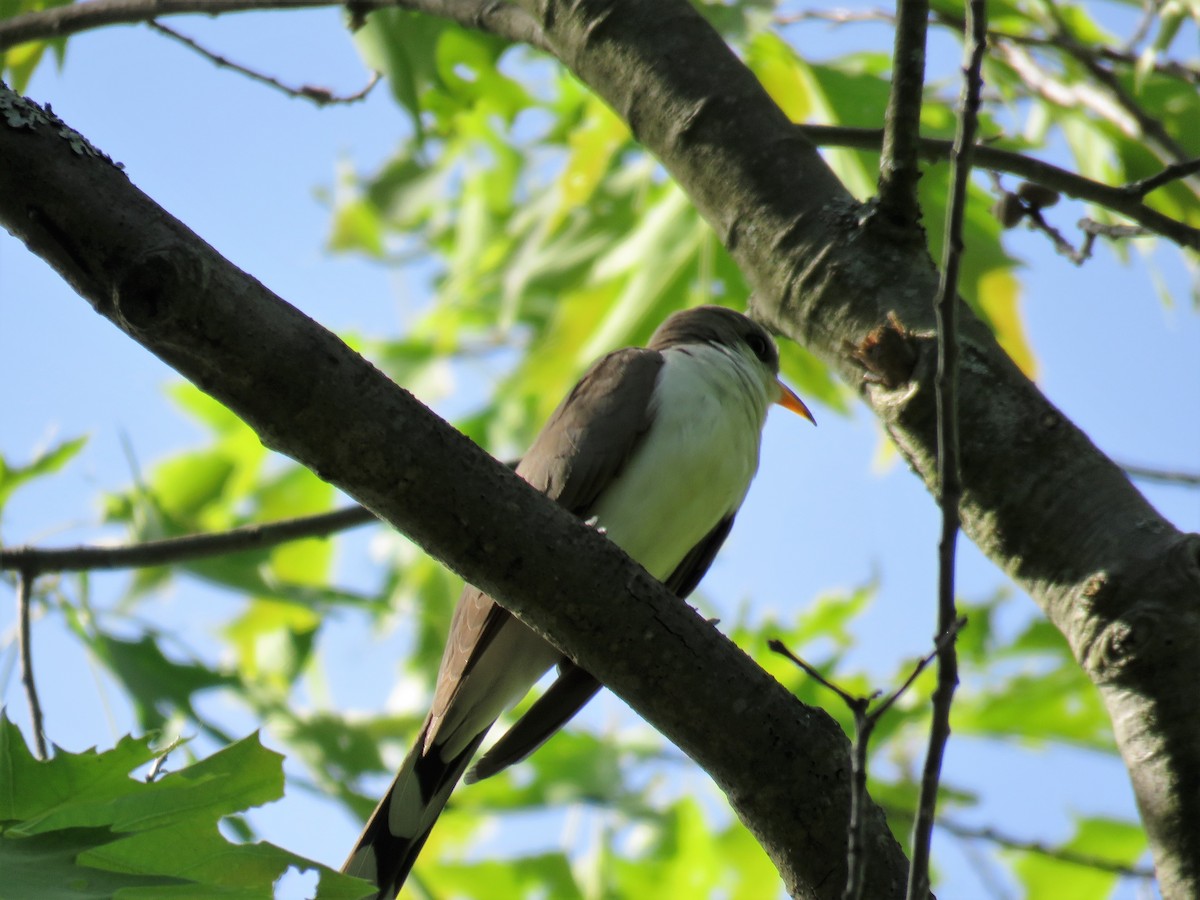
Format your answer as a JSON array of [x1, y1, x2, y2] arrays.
[[775, 379, 816, 424]]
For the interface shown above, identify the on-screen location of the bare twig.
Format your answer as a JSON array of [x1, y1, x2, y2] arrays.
[[16, 568, 48, 760], [780, 7, 1200, 85], [1120, 463, 1200, 487], [771, 619, 966, 900], [870, 620, 966, 722], [149, 20, 381, 105], [777, 624, 1152, 897], [0, 0, 550, 53], [1076, 219, 1153, 254], [776, 8, 890, 27], [876, 0, 929, 230], [937, 818, 1157, 880], [988, 172, 1158, 264], [906, 1, 986, 895], [0, 0, 338, 49], [0, 504, 376, 574], [793, 124, 1200, 250], [1026, 206, 1090, 263], [768, 640, 871, 711], [1125, 158, 1200, 198]]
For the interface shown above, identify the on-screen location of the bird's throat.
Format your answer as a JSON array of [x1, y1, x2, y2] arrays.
[[587, 345, 769, 580]]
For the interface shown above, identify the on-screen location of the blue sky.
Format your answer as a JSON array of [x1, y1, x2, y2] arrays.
[[2, 6, 1197, 898]]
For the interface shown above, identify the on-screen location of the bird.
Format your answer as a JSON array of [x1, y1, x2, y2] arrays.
[[341, 305, 814, 898]]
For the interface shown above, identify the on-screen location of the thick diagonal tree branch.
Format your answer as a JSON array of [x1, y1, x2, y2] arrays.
[[513, 0, 1200, 894], [0, 84, 910, 899]]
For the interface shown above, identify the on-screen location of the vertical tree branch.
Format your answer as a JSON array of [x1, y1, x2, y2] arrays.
[[906, 1, 987, 896], [16, 567, 49, 760], [876, 0, 930, 230]]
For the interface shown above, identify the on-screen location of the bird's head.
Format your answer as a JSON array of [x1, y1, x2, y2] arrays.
[[648, 306, 816, 424]]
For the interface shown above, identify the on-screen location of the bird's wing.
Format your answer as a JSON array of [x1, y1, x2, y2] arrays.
[[423, 346, 665, 742], [464, 661, 602, 783], [518, 346, 665, 511], [661, 513, 735, 600], [465, 514, 737, 782]]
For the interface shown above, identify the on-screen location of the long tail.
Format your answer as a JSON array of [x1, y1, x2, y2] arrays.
[[342, 718, 490, 899]]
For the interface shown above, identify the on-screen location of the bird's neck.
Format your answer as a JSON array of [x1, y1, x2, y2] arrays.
[[658, 343, 774, 433]]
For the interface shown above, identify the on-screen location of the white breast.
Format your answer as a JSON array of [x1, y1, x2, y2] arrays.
[[587, 344, 773, 580]]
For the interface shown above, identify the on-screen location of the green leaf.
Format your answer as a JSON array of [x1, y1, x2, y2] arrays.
[[0, 435, 88, 512], [252, 465, 335, 585], [74, 629, 236, 732], [0, 715, 372, 899], [352, 9, 448, 140], [462, 728, 658, 816], [327, 196, 385, 257], [0, 826, 191, 899], [954, 662, 1113, 749], [0, 0, 72, 92], [223, 598, 320, 690], [165, 383, 248, 436], [428, 852, 581, 899]]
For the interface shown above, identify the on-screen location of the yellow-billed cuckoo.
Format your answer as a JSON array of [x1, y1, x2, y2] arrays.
[[342, 306, 814, 897]]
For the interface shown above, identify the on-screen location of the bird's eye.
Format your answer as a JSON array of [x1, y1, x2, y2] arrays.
[[745, 332, 772, 363]]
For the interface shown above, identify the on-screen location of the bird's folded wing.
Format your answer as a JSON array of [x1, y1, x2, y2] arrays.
[[424, 347, 666, 752], [465, 514, 737, 781], [517, 347, 664, 512], [465, 661, 602, 783]]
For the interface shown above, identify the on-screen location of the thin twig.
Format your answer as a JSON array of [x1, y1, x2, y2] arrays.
[[876, 0, 929, 230], [793, 124, 1200, 250], [779, 7, 1200, 85], [767, 639, 867, 709], [907, 1, 986, 895], [870, 618, 966, 722], [1125, 158, 1200, 198], [148, 20, 381, 105], [770, 641, 871, 900], [0, 0, 550, 53], [1025, 206, 1090, 264], [1120, 463, 1200, 487], [0, 504, 376, 574], [1121, 1, 1158, 55], [16, 568, 49, 760], [936, 817, 1158, 880], [0, 0, 338, 49], [988, 172, 1157, 264], [995, 42, 1140, 137], [771, 620, 966, 900]]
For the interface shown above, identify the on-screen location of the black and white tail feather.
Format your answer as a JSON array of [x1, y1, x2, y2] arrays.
[[341, 716, 488, 897]]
